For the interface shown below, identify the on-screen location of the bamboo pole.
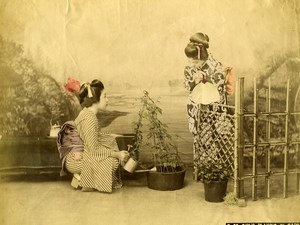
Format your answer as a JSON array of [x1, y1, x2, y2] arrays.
[[239, 77, 245, 199], [234, 79, 239, 197], [283, 79, 290, 198], [242, 112, 300, 117], [296, 144, 299, 193], [242, 170, 300, 178], [294, 76, 300, 194], [252, 77, 258, 200], [244, 141, 300, 147], [258, 112, 300, 116], [234, 77, 245, 198], [265, 78, 271, 198]]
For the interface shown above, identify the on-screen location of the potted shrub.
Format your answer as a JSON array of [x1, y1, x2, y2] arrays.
[[198, 159, 231, 202], [132, 91, 185, 191]]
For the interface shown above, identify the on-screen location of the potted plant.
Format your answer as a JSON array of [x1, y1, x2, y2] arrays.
[[197, 159, 231, 202], [132, 91, 185, 191]]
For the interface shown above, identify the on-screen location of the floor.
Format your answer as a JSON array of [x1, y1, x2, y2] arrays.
[[0, 167, 299, 225]]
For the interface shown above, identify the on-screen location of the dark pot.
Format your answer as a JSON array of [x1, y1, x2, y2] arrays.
[[115, 134, 136, 151], [203, 180, 227, 202], [147, 168, 186, 191]]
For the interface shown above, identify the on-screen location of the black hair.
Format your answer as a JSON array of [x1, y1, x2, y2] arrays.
[[190, 32, 209, 48], [185, 32, 209, 60], [78, 79, 104, 108], [184, 42, 208, 60]]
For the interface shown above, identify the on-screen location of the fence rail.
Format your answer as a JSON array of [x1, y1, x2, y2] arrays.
[[234, 77, 300, 200], [194, 76, 300, 201]]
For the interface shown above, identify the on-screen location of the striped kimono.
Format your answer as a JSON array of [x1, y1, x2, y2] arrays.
[[65, 107, 122, 193]]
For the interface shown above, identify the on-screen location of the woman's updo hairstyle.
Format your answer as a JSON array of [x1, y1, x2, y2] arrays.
[[78, 79, 104, 108], [189, 32, 209, 48], [184, 32, 209, 60]]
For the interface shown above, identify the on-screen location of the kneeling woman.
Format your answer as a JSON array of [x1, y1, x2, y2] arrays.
[[59, 79, 129, 193]]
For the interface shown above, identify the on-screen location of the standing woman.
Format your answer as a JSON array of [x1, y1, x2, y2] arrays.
[[183, 33, 234, 172], [59, 79, 129, 193]]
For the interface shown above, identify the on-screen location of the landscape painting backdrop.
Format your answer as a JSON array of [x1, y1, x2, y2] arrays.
[[0, 0, 300, 162]]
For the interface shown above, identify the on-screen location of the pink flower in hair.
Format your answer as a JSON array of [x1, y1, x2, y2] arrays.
[[64, 77, 80, 95]]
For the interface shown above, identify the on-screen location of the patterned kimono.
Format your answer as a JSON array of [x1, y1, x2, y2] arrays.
[[65, 107, 122, 193], [184, 53, 228, 164]]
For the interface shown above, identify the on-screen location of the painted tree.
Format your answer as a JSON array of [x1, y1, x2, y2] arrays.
[[243, 53, 300, 168], [0, 36, 78, 136]]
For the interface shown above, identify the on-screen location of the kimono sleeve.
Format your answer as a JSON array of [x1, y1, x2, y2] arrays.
[[184, 66, 196, 92], [79, 116, 114, 158]]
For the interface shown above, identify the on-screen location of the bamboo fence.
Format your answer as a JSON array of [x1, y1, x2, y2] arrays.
[[234, 77, 300, 200], [195, 76, 300, 200]]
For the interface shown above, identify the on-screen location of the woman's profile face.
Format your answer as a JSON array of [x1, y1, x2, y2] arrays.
[[190, 57, 203, 67], [97, 89, 108, 111]]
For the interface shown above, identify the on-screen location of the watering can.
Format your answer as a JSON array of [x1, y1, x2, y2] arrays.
[[123, 158, 139, 173], [122, 144, 139, 173]]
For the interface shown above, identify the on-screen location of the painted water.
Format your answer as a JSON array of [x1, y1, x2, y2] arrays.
[[102, 90, 194, 163]]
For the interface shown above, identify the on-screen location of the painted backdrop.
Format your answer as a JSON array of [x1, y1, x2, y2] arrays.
[[1, 0, 299, 89], [1, 0, 299, 154]]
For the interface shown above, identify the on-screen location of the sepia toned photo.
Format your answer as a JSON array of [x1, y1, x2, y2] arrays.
[[0, 0, 299, 224]]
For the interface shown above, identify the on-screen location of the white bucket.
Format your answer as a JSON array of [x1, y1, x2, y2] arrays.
[[123, 158, 139, 173]]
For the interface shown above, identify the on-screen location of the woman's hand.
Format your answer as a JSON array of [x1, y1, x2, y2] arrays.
[[114, 151, 130, 166], [194, 71, 205, 84]]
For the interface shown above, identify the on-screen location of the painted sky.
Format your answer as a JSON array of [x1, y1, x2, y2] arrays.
[[0, 0, 299, 92]]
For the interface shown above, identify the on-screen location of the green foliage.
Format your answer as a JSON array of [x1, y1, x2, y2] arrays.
[[0, 36, 79, 136], [132, 91, 182, 172], [223, 192, 238, 206], [197, 160, 230, 182]]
